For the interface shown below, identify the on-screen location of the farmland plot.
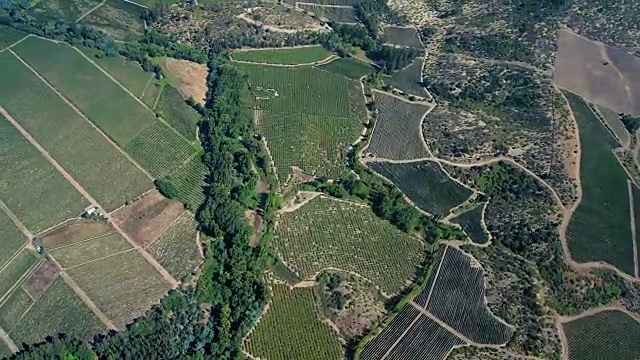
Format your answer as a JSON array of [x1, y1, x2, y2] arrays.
[[633, 185, 640, 270], [147, 212, 202, 280], [451, 204, 488, 244], [159, 57, 208, 105], [359, 304, 420, 360], [49, 233, 132, 268], [244, 284, 343, 360], [79, 47, 153, 97], [159, 153, 208, 211], [0, 342, 9, 358], [385, 315, 464, 360], [10, 277, 105, 345], [66, 250, 170, 327], [232, 46, 332, 65], [0, 52, 152, 210], [0, 114, 88, 232], [274, 196, 425, 294], [0, 25, 27, 50], [79, 1, 145, 40], [27, 0, 103, 22], [40, 219, 113, 249], [565, 91, 635, 275], [22, 260, 61, 301], [563, 310, 640, 360], [369, 160, 472, 215], [383, 58, 428, 98], [0, 289, 32, 333], [366, 92, 430, 160], [319, 58, 374, 80], [0, 210, 28, 271], [0, 251, 39, 300], [382, 26, 424, 48], [418, 247, 513, 345], [595, 104, 629, 146], [156, 85, 201, 140], [298, 4, 357, 23]]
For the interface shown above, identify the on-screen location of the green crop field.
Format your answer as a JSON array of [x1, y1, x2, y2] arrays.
[[564, 310, 640, 360], [260, 112, 362, 181], [28, 0, 103, 22], [0, 52, 153, 211], [244, 284, 343, 360], [0, 289, 34, 333], [0, 211, 28, 271], [452, 204, 488, 244], [319, 57, 375, 80], [369, 160, 472, 215], [80, 47, 154, 97], [382, 26, 424, 48], [123, 121, 198, 178], [596, 104, 629, 146], [232, 46, 332, 65], [13, 37, 155, 145], [10, 277, 105, 345], [0, 114, 88, 232], [0, 251, 39, 301], [67, 250, 170, 327], [50, 233, 133, 268], [156, 85, 201, 140], [274, 196, 425, 294], [143, 80, 164, 108], [564, 92, 635, 275], [79, 1, 145, 40], [159, 154, 208, 211], [0, 25, 27, 50], [0, 337, 11, 358], [383, 58, 427, 98], [366, 91, 430, 160], [147, 212, 201, 280]]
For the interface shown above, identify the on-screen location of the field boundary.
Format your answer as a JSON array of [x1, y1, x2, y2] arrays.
[[47, 231, 117, 251], [629, 180, 639, 278], [0, 325, 17, 353], [0, 258, 42, 306], [230, 54, 338, 67], [0, 34, 31, 53], [75, 0, 106, 22], [144, 209, 189, 249]]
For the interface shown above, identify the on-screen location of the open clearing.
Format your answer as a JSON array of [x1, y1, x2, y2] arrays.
[[112, 190, 185, 247], [319, 57, 375, 80], [595, 104, 629, 147], [365, 91, 430, 160], [66, 250, 171, 328], [274, 196, 425, 294], [0, 112, 88, 232], [155, 85, 201, 141], [564, 91, 635, 275], [0, 52, 153, 211], [232, 46, 332, 65], [554, 28, 640, 115], [298, 4, 357, 23], [49, 233, 132, 268], [243, 283, 344, 360], [382, 26, 424, 48], [0, 209, 28, 271], [10, 276, 105, 346], [160, 57, 208, 105], [563, 309, 640, 360], [369, 160, 472, 215], [147, 212, 202, 280]]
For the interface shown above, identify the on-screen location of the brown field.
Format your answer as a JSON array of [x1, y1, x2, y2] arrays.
[[245, 210, 265, 247], [160, 58, 208, 105], [112, 190, 185, 247], [49, 233, 133, 268], [554, 28, 639, 114], [22, 259, 60, 300], [147, 212, 201, 280], [40, 219, 112, 249]]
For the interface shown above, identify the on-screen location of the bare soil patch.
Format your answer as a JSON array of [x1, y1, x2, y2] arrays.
[[112, 190, 185, 248], [161, 58, 208, 105], [245, 210, 265, 247], [40, 219, 112, 249], [22, 259, 60, 300], [554, 28, 636, 114]]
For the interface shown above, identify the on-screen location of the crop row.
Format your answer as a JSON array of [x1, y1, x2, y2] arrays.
[[359, 304, 419, 360], [147, 212, 201, 280], [452, 204, 488, 244], [161, 153, 208, 211], [232, 46, 332, 65], [385, 315, 464, 360]]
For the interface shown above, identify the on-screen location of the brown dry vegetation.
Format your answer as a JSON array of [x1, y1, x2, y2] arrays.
[[161, 58, 208, 105], [40, 219, 112, 249], [111, 191, 185, 247], [245, 210, 265, 247], [22, 259, 60, 300]]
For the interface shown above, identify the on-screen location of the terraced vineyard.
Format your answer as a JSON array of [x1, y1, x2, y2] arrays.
[[274, 196, 425, 294], [369, 160, 472, 215]]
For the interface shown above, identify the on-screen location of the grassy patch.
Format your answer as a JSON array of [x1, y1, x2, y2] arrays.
[[564, 91, 635, 275], [564, 310, 640, 360], [274, 196, 425, 294], [0, 52, 153, 211], [79, 47, 153, 97], [0, 114, 88, 232], [0, 25, 27, 50], [232, 46, 332, 65], [66, 250, 170, 328], [0, 251, 39, 302], [319, 57, 374, 80], [369, 160, 472, 215], [49, 233, 133, 268], [0, 289, 33, 333], [244, 283, 344, 360], [147, 212, 201, 280], [0, 211, 28, 271], [11, 277, 105, 345], [28, 0, 103, 22], [156, 85, 201, 140], [79, 1, 145, 40]]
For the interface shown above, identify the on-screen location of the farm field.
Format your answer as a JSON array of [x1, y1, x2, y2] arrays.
[[563, 310, 640, 360], [232, 46, 332, 65], [274, 196, 425, 294], [319, 57, 374, 80], [9, 277, 105, 346], [158, 153, 208, 211], [416, 246, 513, 345], [0, 210, 28, 271], [0, 114, 88, 232], [383, 58, 427, 98], [147, 212, 202, 280], [595, 104, 629, 146], [243, 283, 343, 360], [384, 315, 464, 360], [634, 184, 640, 270], [155, 85, 201, 140], [49, 233, 133, 268], [66, 250, 171, 327], [40, 219, 113, 249], [298, 4, 357, 23], [451, 204, 488, 244], [158, 57, 208, 105], [564, 91, 635, 275], [359, 304, 420, 360], [22, 260, 61, 300], [0, 289, 32, 333], [260, 112, 362, 181], [0, 25, 27, 50], [27, 0, 102, 22], [79, 47, 154, 97], [0, 251, 39, 301], [79, 1, 145, 40], [369, 160, 472, 215], [365, 91, 430, 160], [382, 26, 424, 48], [0, 51, 153, 211], [112, 190, 185, 247]]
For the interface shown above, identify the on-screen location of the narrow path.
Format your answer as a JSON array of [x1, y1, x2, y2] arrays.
[[423, 245, 448, 306], [628, 180, 639, 278], [434, 51, 551, 76], [8, 50, 154, 181], [75, 0, 105, 22], [230, 54, 338, 67], [378, 311, 428, 360], [0, 326, 18, 354], [0, 199, 33, 239], [555, 315, 570, 360], [0, 34, 32, 53], [0, 107, 178, 288]]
